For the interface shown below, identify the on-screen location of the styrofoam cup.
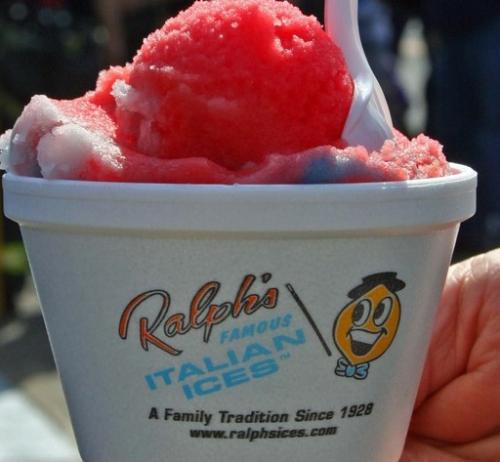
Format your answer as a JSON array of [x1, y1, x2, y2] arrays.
[[3, 164, 476, 462]]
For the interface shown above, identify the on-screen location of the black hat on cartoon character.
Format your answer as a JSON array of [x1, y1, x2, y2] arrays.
[[347, 273, 406, 300]]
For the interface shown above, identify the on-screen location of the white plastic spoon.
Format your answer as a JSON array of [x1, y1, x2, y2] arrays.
[[325, 0, 393, 151]]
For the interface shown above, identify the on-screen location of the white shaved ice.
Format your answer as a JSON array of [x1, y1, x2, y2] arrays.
[[0, 129, 12, 171], [112, 80, 159, 117], [0, 95, 123, 180], [1, 96, 63, 176], [38, 124, 122, 179]]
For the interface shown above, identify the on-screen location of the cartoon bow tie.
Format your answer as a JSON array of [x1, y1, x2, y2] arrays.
[[335, 357, 370, 380]]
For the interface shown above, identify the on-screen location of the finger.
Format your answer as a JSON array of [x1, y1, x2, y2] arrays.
[[411, 365, 500, 442], [401, 436, 471, 462], [413, 261, 469, 408], [412, 250, 500, 442], [402, 433, 500, 462], [442, 432, 500, 461]]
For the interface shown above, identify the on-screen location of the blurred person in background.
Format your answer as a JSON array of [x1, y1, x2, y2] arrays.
[[419, 0, 500, 254], [388, 0, 500, 253]]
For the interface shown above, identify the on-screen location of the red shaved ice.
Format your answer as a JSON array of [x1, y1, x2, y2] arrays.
[[0, 0, 452, 183], [116, 0, 353, 169]]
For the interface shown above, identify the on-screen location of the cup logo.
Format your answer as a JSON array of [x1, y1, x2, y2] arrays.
[[332, 273, 405, 380], [118, 271, 406, 399]]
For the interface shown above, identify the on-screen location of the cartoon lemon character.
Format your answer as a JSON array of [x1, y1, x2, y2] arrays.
[[333, 272, 405, 380]]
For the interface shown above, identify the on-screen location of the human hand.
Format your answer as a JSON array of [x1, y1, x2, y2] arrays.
[[401, 249, 500, 461]]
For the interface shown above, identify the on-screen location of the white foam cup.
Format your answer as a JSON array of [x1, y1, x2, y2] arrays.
[[3, 164, 476, 462]]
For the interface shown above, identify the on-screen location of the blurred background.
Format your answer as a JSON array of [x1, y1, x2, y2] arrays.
[[0, 0, 498, 460]]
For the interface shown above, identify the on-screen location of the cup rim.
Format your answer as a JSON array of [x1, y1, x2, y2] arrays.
[[2, 162, 475, 195], [2, 163, 477, 234]]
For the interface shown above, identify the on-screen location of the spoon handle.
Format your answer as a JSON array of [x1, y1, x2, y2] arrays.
[[325, 0, 393, 148], [325, 0, 363, 77]]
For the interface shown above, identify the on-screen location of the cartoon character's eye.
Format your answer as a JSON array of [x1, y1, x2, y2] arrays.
[[373, 297, 393, 326], [352, 299, 371, 326]]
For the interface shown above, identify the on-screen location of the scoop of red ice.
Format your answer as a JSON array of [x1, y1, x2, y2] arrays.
[[113, 0, 353, 169]]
